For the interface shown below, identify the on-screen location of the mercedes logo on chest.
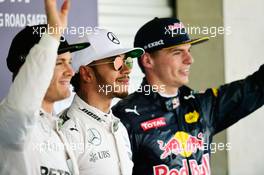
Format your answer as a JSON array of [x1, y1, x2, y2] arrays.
[[107, 32, 120, 44], [87, 128, 102, 146]]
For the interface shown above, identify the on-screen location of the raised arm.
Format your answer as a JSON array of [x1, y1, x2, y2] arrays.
[[0, 0, 71, 147], [200, 64, 264, 134]]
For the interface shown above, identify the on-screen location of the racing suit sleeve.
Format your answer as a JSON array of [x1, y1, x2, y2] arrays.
[[201, 64, 264, 134], [0, 34, 59, 148]]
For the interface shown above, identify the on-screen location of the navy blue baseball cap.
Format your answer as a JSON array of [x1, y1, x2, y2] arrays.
[[134, 17, 209, 52], [6, 24, 90, 73]]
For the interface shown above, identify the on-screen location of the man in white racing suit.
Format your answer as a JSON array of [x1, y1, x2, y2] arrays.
[[60, 29, 144, 175], [0, 1, 89, 174]]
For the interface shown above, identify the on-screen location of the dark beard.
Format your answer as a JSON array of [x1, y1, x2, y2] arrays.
[[102, 83, 129, 99], [113, 90, 129, 99]]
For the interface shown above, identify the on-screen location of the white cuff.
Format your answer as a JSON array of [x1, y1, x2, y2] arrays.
[[38, 33, 60, 53]]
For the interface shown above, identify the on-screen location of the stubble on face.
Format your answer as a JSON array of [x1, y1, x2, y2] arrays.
[[92, 67, 129, 99]]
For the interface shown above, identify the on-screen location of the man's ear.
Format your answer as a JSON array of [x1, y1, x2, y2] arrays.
[[79, 66, 94, 83], [141, 53, 154, 69]]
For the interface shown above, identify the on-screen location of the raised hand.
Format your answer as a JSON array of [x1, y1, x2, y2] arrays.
[[44, 0, 71, 40]]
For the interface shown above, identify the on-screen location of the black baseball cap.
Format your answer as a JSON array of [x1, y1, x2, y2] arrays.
[[134, 17, 209, 52], [6, 24, 90, 73]]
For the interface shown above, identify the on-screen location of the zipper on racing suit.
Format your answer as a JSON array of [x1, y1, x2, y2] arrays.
[[111, 120, 123, 175]]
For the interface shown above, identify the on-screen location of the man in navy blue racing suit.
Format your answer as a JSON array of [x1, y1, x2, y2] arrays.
[[112, 17, 264, 175]]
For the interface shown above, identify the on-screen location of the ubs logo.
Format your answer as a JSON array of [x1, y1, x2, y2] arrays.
[[89, 150, 111, 163], [87, 128, 101, 146]]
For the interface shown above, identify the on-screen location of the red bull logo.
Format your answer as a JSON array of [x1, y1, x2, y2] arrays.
[[158, 131, 204, 159], [168, 22, 185, 31], [153, 154, 211, 175]]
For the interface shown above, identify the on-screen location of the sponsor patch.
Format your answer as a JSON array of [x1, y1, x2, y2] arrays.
[[40, 166, 70, 175], [144, 39, 164, 50], [157, 132, 204, 159], [168, 22, 185, 31], [153, 154, 210, 175], [141, 117, 166, 131], [172, 98, 180, 109], [87, 128, 101, 146], [89, 150, 111, 163], [79, 108, 106, 123], [125, 105, 140, 116], [184, 110, 199, 124]]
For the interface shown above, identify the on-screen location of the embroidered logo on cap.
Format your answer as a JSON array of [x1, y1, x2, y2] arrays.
[[144, 39, 164, 50], [168, 22, 185, 30], [107, 32, 120, 44]]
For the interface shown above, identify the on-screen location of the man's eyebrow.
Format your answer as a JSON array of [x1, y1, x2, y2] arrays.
[[57, 58, 72, 61], [169, 47, 191, 52], [169, 48, 184, 52]]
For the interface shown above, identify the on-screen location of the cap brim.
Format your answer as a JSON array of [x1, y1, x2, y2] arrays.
[[58, 42, 90, 54], [125, 47, 145, 58], [97, 47, 144, 60], [188, 37, 209, 45], [72, 47, 144, 72], [165, 37, 209, 50]]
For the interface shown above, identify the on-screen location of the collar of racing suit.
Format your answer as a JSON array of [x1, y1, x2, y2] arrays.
[[139, 77, 195, 112], [69, 95, 121, 133], [39, 109, 80, 175]]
